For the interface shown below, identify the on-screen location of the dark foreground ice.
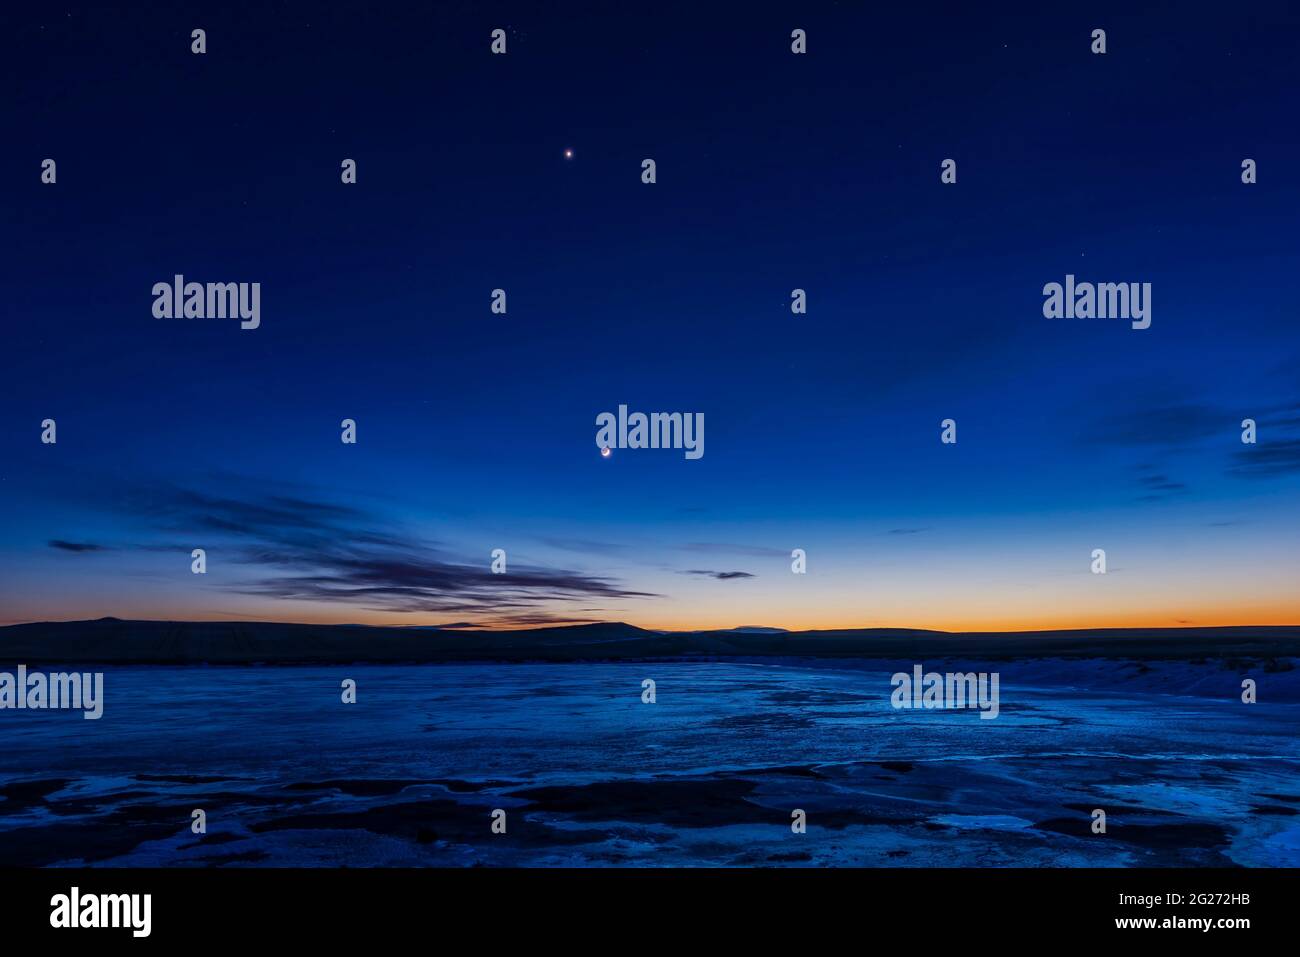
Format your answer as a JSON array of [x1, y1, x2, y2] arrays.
[[1, 660, 1297, 866]]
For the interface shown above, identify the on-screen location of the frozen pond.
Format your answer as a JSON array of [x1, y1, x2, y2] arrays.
[[1, 660, 1297, 866]]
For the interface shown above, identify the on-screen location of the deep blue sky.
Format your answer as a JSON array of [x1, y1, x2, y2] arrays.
[[3, 1, 1299, 629]]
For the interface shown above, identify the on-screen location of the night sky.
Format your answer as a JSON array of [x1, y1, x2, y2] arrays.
[[3, 2, 1299, 630]]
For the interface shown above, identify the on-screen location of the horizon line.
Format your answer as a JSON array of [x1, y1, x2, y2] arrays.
[[4, 616, 1300, 636]]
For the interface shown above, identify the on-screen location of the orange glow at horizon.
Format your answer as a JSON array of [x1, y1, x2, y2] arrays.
[[7, 597, 1299, 632]]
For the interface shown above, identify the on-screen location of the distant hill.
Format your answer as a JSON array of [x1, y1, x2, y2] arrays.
[[1, 618, 1298, 665]]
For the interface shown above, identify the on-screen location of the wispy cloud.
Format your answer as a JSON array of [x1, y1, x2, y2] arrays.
[[1228, 439, 1300, 479], [48, 540, 108, 553], [680, 569, 755, 580], [1134, 470, 1189, 501], [1084, 403, 1224, 448], [73, 479, 657, 624]]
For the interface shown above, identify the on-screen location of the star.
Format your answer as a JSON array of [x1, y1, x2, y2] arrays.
[[564, 148, 574, 160]]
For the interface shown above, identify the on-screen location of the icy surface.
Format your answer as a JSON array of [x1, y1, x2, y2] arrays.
[[0, 660, 1296, 866]]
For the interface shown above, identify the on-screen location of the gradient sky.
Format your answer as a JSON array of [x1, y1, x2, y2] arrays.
[[3, 2, 1300, 630]]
